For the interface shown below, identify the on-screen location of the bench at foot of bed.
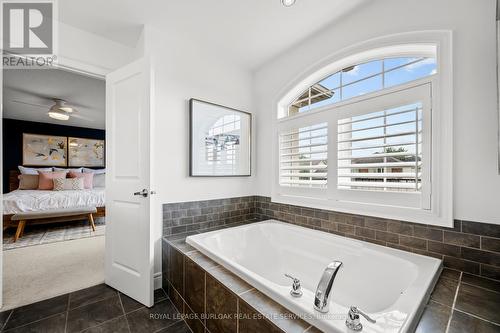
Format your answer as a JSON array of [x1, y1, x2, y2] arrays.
[[11, 207, 98, 242]]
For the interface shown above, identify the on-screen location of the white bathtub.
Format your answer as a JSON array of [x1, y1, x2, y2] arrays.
[[186, 220, 441, 333]]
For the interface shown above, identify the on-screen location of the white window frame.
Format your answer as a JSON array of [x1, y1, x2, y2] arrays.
[[272, 31, 453, 227]]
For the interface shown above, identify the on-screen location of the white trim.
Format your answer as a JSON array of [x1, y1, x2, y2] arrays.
[[0, 0, 3, 308], [55, 56, 107, 80], [497, 21, 500, 174], [154, 272, 162, 290], [272, 193, 448, 226], [272, 31, 453, 227]]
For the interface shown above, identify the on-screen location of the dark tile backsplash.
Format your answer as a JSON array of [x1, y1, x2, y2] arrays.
[[162, 196, 259, 236], [163, 195, 500, 281]]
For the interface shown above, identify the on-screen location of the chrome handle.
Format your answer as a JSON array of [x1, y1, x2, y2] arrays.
[[133, 189, 148, 197], [284, 274, 302, 297], [354, 307, 376, 324], [346, 306, 376, 331]]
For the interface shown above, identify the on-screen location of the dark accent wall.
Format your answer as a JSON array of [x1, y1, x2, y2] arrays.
[[163, 196, 500, 282], [2, 118, 105, 193]]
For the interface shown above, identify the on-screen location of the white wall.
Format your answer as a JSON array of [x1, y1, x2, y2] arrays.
[[58, 22, 137, 76], [145, 27, 256, 203], [254, 0, 500, 225], [143, 27, 256, 281]]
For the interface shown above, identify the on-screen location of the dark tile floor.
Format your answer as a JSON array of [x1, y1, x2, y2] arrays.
[[416, 269, 500, 333], [0, 285, 190, 333], [2, 268, 500, 332]]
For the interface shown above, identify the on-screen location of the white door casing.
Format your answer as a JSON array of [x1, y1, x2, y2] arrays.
[[105, 58, 154, 307], [0, 27, 3, 310]]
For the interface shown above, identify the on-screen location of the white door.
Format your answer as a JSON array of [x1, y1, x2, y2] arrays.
[[105, 58, 154, 307]]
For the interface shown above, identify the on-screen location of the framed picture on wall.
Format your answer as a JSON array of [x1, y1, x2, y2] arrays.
[[189, 99, 251, 176], [68, 137, 105, 167], [22, 133, 68, 166]]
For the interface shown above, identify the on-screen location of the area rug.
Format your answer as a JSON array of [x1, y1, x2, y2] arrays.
[[2, 236, 105, 310], [3, 217, 105, 250]]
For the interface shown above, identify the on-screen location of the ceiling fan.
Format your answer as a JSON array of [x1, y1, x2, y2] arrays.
[[47, 99, 75, 121], [11, 97, 94, 122]]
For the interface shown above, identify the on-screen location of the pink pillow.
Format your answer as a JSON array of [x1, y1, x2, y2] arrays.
[[38, 171, 68, 190], [68, 171, 94, 189]]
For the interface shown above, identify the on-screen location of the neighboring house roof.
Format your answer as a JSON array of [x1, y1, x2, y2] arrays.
[[351, 155, 416, 164], [291, 83, 334, 109]]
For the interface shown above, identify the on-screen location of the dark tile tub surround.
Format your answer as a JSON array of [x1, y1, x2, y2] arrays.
[[163, 196, 500, 281], [163, 233, 500, 333], [162, 234, 318, 333]]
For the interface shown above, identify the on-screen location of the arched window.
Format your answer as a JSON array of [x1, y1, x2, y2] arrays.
[[274, 33, 453, 227], [275, 45, 447, 222], [287, 56, 436, 116]]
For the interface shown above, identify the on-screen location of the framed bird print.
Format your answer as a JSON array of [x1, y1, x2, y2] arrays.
[[22, 133, 68, 166]]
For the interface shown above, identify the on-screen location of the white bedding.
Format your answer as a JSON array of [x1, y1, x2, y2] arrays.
[[3, 188, 105, 215]]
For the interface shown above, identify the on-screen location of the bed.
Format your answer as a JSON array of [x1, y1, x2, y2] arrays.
[[3, 170, 105, 230]]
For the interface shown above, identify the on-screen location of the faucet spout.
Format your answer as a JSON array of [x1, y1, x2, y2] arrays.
[[313, 261, 343, 313]]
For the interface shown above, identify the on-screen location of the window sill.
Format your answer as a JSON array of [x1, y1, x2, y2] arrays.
[[271, 193, 453, 228]]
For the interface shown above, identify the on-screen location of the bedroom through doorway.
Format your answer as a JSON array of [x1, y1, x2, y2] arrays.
[[1, 67, 106, 310]]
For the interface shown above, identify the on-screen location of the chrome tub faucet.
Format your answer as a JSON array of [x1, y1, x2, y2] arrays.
[[313, 261, 343, 313]]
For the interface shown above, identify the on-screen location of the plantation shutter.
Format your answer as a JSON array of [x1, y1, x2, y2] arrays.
[[337, 103, 423, 192], [279, 123, 328, 188]]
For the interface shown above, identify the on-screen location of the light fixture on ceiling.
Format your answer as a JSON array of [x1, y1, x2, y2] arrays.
[[50, 99, 74, 113], [281, 0, 296, 7], [47, 99, 74, 121], [58, 106, 73, 113], [48, 109, 70, 121]]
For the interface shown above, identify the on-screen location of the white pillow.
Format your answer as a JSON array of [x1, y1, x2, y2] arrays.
[[93, 173, 105, 188], [53, 178, 84, 191], [18, 166, 52, 175], [53, 167, 83, 173], [83, 168, 106, 174]]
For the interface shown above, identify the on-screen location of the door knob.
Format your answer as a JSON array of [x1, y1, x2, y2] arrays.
[[133, 189, 149, 197]]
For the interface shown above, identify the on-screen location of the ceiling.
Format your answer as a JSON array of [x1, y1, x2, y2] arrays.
[[59, 0, 366, 70], [3, 1, 364, 128], [3, 69, 105, 129]]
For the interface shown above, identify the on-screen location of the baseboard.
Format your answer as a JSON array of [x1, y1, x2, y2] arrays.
[[154, 272, 162, 290]]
